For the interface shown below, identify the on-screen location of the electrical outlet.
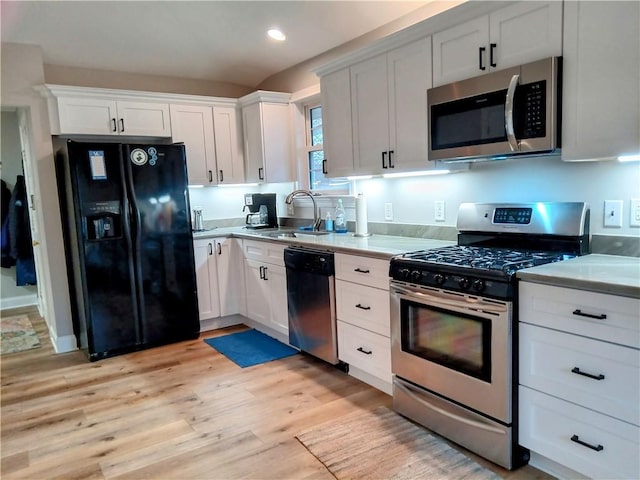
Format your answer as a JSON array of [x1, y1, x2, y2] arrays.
[[603, 200, 623, 228], [631, 199, 640, 227], [434, 200, 445, 222], [384, 203, 393, 221]]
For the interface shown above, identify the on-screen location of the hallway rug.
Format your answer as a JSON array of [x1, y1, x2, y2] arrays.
[[204, 329, 298, 368], [296, 406, 503, 480], [1, 314, 41, 354]]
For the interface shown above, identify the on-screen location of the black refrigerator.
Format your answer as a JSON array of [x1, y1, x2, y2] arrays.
[[55, 140, 200, 361]]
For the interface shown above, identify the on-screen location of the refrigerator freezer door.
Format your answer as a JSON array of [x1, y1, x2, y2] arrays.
[[123, 144, 200, 345], [63, 141, 141, 358]]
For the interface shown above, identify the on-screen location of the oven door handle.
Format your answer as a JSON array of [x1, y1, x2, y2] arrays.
[[391, 285, 507, 313], [394, 379, 507, 436]]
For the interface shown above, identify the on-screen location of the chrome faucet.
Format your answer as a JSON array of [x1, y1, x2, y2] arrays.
[[285, 189, 321, 231]]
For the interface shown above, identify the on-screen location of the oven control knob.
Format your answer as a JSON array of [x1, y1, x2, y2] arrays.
[[399, 268, 410, 280], [411, 270, 422, 282], [433, 273, 446, 285], [473, 279, 486, 292], [458, 277, 470, 289]]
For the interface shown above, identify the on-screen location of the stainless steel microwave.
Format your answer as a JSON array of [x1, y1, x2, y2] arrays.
[[428, 57, 561, 162]]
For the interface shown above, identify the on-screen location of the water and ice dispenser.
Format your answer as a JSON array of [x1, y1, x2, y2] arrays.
[[84, 201, 122, 240]]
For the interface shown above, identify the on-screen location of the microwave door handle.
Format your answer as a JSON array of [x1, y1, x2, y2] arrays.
[[505, 74, 520, 152]]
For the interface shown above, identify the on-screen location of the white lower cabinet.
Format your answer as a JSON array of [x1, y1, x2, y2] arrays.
[[519, 281, 640, 479], [335, 253, 391, 393], [519, 387, 639, 480], [242, 240, 288, 337], [193, 239, 221, 322], [193, 237, 244, 329]]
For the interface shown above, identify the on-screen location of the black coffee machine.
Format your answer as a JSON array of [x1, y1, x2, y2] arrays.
[[243, 193, 278, 229]]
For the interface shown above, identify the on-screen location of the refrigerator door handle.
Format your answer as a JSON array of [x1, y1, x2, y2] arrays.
[[123, 146, 146, 343]]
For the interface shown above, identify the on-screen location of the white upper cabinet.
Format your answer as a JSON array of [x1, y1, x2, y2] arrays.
[[170, 104, 217, 185], [240, 91, 293, 183], [561, 0, 640, 161], [213, 106, 245, 184], [50, 91, 171, 136], [320, 68, 353, 178], [352, 38, 434, 174], [323, 37, 433, 177], [433, 1, 563, 86]]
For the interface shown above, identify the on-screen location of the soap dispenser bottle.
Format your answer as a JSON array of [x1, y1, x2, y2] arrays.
[[334, 199, 347, 233]]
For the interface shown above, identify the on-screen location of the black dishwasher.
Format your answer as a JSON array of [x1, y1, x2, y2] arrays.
[[284, 246, 338, 365]]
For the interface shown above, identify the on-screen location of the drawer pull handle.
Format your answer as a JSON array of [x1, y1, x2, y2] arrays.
[[355, 304, 371, 311], [357, 347, 372, 355], [572, 309, 607, 320], [571, 367, 605, 381], [354, 268, 370, 274], [571, 434, 603, 452]]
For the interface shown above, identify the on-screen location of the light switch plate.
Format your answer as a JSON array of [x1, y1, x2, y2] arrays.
[[434, 201, 445, 222], [604, 200, 623, 228], [384, 203, 393, 221], [630, 199, 640, 227]]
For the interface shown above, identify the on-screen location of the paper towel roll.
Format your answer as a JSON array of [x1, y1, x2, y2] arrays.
[[355, 193, 369, 236]]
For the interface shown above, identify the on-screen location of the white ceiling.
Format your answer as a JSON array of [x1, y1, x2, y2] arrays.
[[1, 1, 432, 88]]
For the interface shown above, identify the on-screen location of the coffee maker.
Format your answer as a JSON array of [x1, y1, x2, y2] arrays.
[[243, 193, 278, 229]]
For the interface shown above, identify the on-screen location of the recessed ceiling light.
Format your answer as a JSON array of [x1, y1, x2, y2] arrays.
[[267, 29, 286, 41]]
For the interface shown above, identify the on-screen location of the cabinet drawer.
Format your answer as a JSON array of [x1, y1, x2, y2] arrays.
[[337, 320, 391, 382], [335, 253, 389, 290], [519, 386, 640, 480], [336, 280, 390, 337], [519, 282, 640, 349], [520, 323, 639, 425], [242, 239, 286, 266]]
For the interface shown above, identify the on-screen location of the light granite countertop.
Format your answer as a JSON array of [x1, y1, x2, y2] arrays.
[[192, 227, 454, 259], [517, 254, 640, 299]]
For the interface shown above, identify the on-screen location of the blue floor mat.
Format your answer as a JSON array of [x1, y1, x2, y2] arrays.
[[204, 329, 298, 368]]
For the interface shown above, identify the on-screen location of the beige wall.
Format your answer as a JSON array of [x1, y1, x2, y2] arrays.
[[1, 42, 74, 348], [44, 65, 254, 98]]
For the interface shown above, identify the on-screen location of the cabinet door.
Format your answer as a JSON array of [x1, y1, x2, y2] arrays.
[[213, 106, 245, 184], [242, 103, 265, 182], [350, 54, 390, 175], [170, 104, 216, 185], [489, 1, 562, 71], [244, 259, 271, 326], [262, 103, 293, 183], [117, 100, 171, 137], [388, 37, 433, 171], [57, 96, 119, 135], [320, 68, 354, 177], [215, 237, 244, 317], [193, 240, 220, 321], [265, 263, 288, 336], [432, 16, 489, 86], [562, 1, 640, 161]]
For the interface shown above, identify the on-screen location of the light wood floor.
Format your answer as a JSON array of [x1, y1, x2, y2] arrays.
[[1, 307, 554, 480]]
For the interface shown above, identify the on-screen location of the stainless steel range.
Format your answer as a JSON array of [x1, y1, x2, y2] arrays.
[[390, 202, 590, 470]]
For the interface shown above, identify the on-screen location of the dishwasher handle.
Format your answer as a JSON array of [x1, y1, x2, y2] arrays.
[[284, 247, 334, 276]]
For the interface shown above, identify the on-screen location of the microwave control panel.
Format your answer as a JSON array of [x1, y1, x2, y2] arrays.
[[519, 81, 546, 139]]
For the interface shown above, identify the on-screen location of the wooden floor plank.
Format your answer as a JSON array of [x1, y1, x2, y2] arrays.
[[1, 308, 553, 480]]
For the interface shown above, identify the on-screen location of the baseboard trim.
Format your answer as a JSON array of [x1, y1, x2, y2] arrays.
[[0, 293, 38, 310], [347, 366, 392, 395], [50, 333, 78, 354]]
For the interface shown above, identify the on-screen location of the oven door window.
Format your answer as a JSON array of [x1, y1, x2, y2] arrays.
[[400, 299, 492, 382]]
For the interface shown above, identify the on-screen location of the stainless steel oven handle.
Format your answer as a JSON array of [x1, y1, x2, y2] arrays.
[[391, 285, 507, 313], [505, 74, 520, 152], [394, 379, 506, 436]]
